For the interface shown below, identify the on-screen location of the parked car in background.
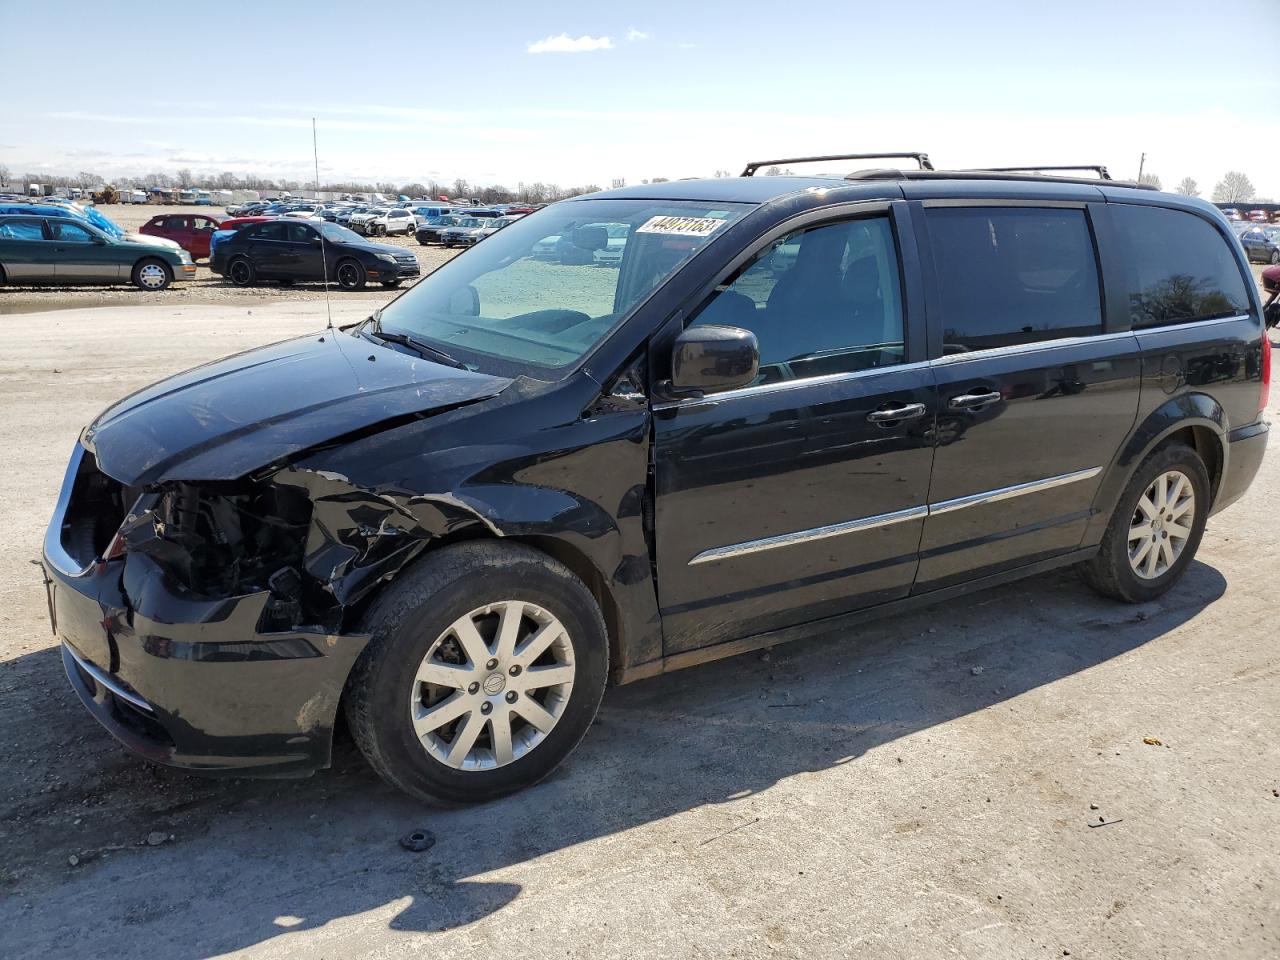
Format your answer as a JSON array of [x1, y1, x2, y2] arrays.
[[209, 215, 276, 259], [592, 223, 629, 266], [210, 219, 420, 290], [0, 201, 128, 241], [1246, 210, 1270, 223], [409, 204, 453, 224], [140, 212, 225, 260], [1240, 226, 1280, 264], [416, 214, 464, 245], [349, 208, 390, 235], [336, 205, 370, 226], [0, 214, 194, 289], [439, 216, 495, 248], [365, 208, 417, 236], [531, 233, 561, 259], [445, 215, 519, 248]]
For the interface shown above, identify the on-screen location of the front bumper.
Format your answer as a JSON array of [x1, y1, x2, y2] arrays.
[[367, 259, 420, 281], [1212, 419, 1269, 514], [43, 448, 370, 776], [178, 263, 197, 280]]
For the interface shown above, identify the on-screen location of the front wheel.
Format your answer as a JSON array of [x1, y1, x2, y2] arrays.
[[344, 542, 608, 805], [132, 258, 172, 291], [1079, 442, 1210, 603]]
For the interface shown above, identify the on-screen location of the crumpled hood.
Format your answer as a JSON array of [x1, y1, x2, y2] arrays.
[[85, 331, 511, 486]]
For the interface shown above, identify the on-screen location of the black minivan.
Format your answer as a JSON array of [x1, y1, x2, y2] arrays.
[[44, 158, 1270, 804]]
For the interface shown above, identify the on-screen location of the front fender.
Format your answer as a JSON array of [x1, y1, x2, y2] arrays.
[[1082, 392, 1227, 545]]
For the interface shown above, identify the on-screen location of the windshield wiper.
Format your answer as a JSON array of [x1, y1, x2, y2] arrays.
[[370, 323, 467, 369]]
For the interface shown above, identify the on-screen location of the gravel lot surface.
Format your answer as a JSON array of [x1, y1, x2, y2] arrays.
[[0, 246, 1277, 959]]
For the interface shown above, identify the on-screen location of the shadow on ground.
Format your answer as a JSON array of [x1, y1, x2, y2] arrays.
[[0, 560, 1226, 958]]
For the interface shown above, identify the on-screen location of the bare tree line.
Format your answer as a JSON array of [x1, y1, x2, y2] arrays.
[[1, 161, 1271, 206]]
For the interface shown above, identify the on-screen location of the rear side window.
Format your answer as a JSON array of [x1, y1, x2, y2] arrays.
[[252, 222, 287, 241], [1111, 205, 1250, 327], [927, 207, 1102, 353], [0, 218, 45, 239]]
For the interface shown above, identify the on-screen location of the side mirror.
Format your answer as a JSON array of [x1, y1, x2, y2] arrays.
[[448, 284, 480, 316], [572, 225, 608, 251], [670, 325, 759, 395]]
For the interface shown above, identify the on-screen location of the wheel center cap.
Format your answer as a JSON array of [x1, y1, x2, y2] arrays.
[[482, 673, 506, 696]]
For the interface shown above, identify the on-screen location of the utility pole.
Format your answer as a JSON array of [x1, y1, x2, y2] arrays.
[[1137, 152, 1146, 182]]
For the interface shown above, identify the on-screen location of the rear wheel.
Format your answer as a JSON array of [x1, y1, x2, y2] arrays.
[[336, 259, 366, 290], [132, 258, 172, 291], [344, 542, 608, 805], [228, 257, 256, 287], [1079, 442, 1210, 603], [1271, 249, 1279, 265]]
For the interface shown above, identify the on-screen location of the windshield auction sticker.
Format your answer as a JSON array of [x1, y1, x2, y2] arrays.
[[635, 215, 728, 238]]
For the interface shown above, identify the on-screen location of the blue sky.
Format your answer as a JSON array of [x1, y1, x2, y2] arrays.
[[1, 0, 1277, 196]]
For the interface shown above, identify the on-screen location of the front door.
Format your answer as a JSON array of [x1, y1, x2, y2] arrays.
[[48, 220, 121, 282], [913, 203, 1142, 591], [653, 207, 937, 653]]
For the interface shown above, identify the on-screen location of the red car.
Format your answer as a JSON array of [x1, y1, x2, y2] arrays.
[[139, 212, 225, 259]]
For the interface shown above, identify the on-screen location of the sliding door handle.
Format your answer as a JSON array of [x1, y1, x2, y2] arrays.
[[867, 402, 927, 423]]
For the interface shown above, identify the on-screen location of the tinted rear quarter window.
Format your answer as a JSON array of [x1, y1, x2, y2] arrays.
[[926, 207, 1102, 353], [1110, 204, 1250, 327]]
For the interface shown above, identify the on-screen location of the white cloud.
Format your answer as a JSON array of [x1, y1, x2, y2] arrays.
[[626, 28, 649, 42], [527, 34, 613, 54]]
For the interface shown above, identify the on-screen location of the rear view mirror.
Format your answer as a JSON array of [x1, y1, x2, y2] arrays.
[[448, 285, 480, 316], [670, 325, 759, 395], [572, 226, 608, 251]]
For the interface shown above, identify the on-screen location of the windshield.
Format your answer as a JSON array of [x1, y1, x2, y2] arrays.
[[374, 198, 752, 378], [319, 222, 363, 243]]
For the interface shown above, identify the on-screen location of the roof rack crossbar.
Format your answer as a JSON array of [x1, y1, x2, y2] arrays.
[[968, 165, 1113, 180], [741, 152, 933, 177]]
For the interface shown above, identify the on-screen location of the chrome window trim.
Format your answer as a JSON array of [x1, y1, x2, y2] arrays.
[[930, 329, 1134, 366], [653, 359, 931, 410], [1131, 313, 1251, 336], [927, 466, 1102, 516], [687, 466, 1103, 564], [64, 641, 154, 714], [689, 505, 927, 565]]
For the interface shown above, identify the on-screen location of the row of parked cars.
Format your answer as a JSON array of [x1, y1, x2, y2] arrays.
[[1229, 220, 1280, 264]]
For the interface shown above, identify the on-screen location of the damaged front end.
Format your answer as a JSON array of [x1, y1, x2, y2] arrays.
[[43, 443, 447, 776]]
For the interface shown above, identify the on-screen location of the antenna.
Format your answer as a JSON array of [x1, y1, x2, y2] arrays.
[[313, 117, 333, 330]]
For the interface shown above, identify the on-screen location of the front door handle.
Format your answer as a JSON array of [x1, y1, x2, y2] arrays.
[[867, 402, 927, 423], [948, 390, 1002, 410]]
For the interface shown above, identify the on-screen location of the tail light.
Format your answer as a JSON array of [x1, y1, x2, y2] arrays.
[[1262, 328, 1272, 414]]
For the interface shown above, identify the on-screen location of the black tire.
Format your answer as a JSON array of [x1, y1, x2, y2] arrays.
[[1079, 442, 1210, 603], [0, 264, 6, 285], [1271, 250, 1279, 265], [132, 258, 173, 291], [335, 259, 366, 290], [228, 257, 256, 287], [344, 541, 609, 805]]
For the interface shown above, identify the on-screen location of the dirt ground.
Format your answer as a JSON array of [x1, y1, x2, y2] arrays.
[[0, 205, 459, 315], [0, 256, 1277, 959]]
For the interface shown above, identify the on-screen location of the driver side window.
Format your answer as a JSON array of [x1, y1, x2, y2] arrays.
[[689, 216, 905, 384]]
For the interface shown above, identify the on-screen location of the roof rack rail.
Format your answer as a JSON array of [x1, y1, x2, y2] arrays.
[[842, 169, 1157, 191], [741, 152, 933, 177], [969, 165, 1113, 180]]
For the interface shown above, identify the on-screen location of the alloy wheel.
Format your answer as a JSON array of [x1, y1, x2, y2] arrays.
[[337, 262, 360, 288], [408, 601, 575, 771], [229, 260, 251, 285], [1128, 469, 1195, 579]]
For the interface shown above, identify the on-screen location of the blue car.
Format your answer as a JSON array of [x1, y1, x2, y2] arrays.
[[0, 201, 126, 240]]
